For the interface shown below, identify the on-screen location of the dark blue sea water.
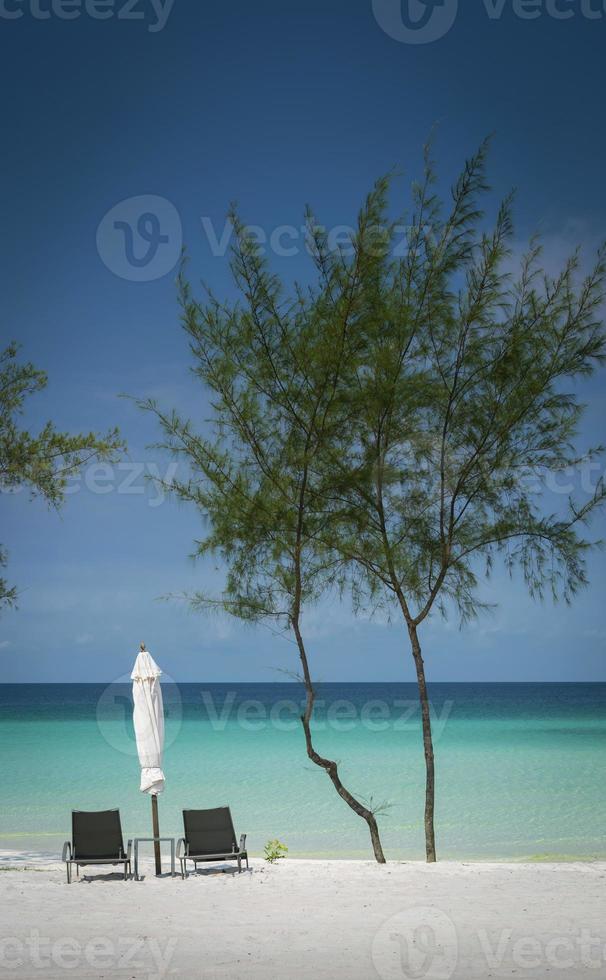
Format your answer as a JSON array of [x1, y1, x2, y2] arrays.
[[1, 683, 605, 860]]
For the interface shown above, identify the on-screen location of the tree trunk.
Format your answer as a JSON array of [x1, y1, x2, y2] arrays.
[[291, 617, 387, 864], [408, 623, 437, 863]]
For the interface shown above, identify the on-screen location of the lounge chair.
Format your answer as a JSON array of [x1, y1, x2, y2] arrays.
[[177, 806, 248, 878], [62, 809, 132, 883]]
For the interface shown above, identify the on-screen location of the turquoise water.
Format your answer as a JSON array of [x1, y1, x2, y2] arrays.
[[1, 683, 605, 861]]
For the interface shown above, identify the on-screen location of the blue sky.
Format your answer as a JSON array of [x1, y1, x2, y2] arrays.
[[1, 0, 605, 682]]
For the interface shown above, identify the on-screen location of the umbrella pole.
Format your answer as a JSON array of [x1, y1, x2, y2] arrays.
[[151, 794, 162, 876]]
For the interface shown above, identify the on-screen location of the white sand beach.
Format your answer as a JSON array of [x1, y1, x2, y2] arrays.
[[1, 855, 605, 979]]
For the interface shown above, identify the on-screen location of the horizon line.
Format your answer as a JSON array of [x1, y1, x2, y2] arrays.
[[1, 679, 605, 686]]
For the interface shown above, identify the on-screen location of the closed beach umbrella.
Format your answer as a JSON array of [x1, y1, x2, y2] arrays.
[[131, 644, 165, 875]]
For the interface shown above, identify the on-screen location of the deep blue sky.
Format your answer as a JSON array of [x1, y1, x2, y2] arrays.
[[1, 0, 605, 681]]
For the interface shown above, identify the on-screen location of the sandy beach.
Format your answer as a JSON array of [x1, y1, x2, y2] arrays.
[[1, 855, 605, 979]]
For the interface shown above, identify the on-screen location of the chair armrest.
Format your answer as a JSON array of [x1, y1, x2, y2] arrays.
[[62, 841, 72, 862], [176, 838, 187, 859], [239, 834, 247, 852]]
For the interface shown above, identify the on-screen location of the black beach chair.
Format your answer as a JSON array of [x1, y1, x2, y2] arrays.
[[177, 806, 248, 878], [62, 809, 132, 883]]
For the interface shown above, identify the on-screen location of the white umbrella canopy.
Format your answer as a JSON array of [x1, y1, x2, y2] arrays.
[[131, 648, 165, 795]]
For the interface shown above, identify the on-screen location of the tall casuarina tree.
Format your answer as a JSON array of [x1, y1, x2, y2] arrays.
[[138, 190, 392, 862], [319, 142, 606, 861]]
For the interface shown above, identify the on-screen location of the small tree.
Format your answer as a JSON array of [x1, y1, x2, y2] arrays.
[[0, 342, 124, 609], [321, 142, 606, 861], [139, 196, 392, 862]]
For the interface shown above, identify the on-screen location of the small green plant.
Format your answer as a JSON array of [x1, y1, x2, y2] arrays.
[[264, 839, 288, 864]]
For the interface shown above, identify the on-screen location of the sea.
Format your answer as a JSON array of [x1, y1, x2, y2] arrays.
[[1, 682, 604, 861]]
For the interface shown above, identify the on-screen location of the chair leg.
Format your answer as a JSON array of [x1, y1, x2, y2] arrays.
[[76, 865, 79, 878], [237, 856, 242, 873], [66, 862, 71, 884]]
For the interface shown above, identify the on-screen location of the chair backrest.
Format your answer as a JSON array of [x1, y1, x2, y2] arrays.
[[72, 809, 124, 859], [183, 807, 237, 855]]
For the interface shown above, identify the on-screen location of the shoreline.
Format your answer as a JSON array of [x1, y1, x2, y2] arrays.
[[3, 854, 606, 871], [3, 845, 606, 864]]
